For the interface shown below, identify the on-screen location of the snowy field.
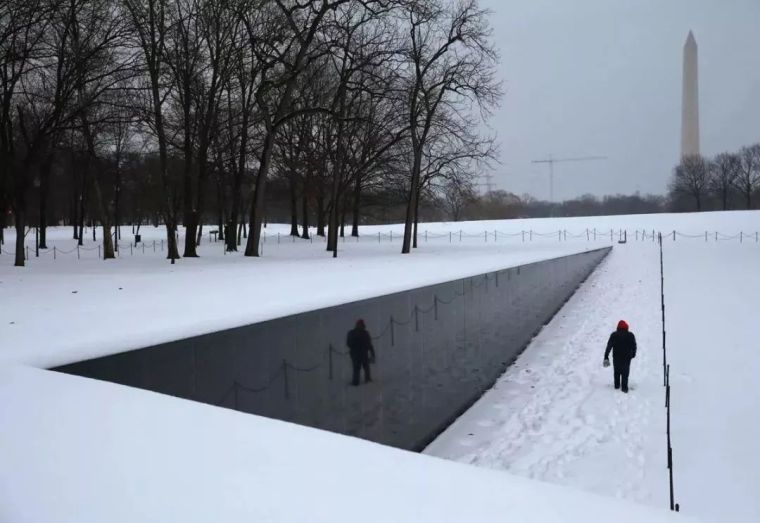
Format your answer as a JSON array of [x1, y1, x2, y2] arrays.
[[1, 210, 758, 522], [425, 211, 760, 522], [0, 364, 697, 523]]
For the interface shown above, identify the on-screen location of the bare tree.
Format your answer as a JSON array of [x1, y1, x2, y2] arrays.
[[734, 144, 760, 209], [443, 177, 474, 221], [670, 155, 708, 211], [122, 0, 181, 261], [400, 0, 500, 254], [709, 152, 740, 211]]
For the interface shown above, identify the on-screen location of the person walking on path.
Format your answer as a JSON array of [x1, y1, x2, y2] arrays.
[[604, 320, 637, 393], [346, 319, 376, 386]]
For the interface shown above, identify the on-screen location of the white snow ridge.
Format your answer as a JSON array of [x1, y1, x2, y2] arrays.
[[2, 210, 758, 522]]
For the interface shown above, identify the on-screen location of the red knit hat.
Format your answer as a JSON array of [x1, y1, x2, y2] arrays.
[[356, 319, 366, 329], [617, 320, 629, 330]]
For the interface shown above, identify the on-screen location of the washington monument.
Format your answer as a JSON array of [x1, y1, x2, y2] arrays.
[[681, 31, 700, 158]]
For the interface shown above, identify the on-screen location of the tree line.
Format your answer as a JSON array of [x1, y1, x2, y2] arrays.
[[0, 0, 501, 266], [669, 144, 760, 213]]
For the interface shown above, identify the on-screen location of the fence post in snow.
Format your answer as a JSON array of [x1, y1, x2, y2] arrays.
[[636, 230, 639, 241], [390, 230, 393, 242], [459, 230, 462, 242], [484, 230, 487, 243], [78, 245, 81, 259], [522, 230, 526, 243], [53, 247, 56, 259], [98, 245, 101, 259], [740, 232, 743, 243], [425, 230, 428, 242], [378, 231, 380, 243], [153, 240, 156, 252], [530, 230, 533, 241], [672, 230, 675, 241], [593, 229, 597, 241], [449, 231, 452, 243], [705, 231, 707, 242], [586, 229, 590, 241], [558, 230, 561, 242], [129, 244, 132, 256]]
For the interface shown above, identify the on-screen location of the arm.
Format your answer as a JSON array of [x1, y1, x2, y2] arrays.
[[631, 334, 637, 359], [604, 334, 614, 360]]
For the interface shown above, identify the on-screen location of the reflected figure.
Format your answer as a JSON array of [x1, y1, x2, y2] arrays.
[[603, 320, 637, 393], [346, 319, 376, 386]]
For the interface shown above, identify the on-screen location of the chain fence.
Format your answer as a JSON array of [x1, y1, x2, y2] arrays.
[[658, 232, 680, 512], [1, 226, 757, 262]]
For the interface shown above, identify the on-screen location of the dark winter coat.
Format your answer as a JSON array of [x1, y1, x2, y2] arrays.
[[604, 329, 637, 361], [346, 328, 375, 359]]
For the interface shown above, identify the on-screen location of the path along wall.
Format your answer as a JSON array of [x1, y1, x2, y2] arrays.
[[56, 247, 611, 450]]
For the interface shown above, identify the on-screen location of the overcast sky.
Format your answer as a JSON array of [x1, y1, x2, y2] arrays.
[[479, 0, 760, 201]]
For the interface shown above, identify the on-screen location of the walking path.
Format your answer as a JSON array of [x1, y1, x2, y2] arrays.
[[425, 243, 668, 508]]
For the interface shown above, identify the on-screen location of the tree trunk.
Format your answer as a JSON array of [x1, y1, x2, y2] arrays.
[[402, 148, 423, 254], [244, 130, 277, 257], [77, 176, 87, 246], [14, 209, 24, 267], [340, 204, 346, 238], [289, 175, 299, 236], [316, 189, 326, 236], [114, 163, 122, 241], [38, 154, 52, 249], [301, 190, 310, 239], [351, 176, 361, 237], [413, 189, 421, 248]]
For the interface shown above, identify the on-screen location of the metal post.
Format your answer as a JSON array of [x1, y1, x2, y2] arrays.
[[98, 245, 101, 259], [53, 246, 56, 259], [78, 245, 81, 259]]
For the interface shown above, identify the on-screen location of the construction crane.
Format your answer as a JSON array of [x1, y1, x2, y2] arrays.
[[531, 155, 607, 204]]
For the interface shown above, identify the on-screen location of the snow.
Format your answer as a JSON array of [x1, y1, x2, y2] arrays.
[[0, 364, 699, 523], [2, 212, 757, 369], [1, 223, 602, 368], [425, 211, 760, 522], [1, 210, 757, 522]]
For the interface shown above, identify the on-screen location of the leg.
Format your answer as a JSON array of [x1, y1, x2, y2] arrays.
[[350, 355, 361, 386], [621, 359, 631, 392], [613, 361, 621, 389]]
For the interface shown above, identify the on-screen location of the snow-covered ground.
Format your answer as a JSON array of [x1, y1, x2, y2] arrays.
[[425, 211, 760, 522], [1, 210, 757, 522], [0, 364, 698, 523]]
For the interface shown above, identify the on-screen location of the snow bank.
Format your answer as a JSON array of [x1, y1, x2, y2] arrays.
[[0, 364, 698, 523], [1, 211, 757, 369]]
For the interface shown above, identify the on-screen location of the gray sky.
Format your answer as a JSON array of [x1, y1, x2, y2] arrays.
[[480, 0, 760, 201]]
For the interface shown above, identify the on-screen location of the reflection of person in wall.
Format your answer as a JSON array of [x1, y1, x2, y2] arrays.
[[346, 319, 376, 386], [603, 320, 637, 393]]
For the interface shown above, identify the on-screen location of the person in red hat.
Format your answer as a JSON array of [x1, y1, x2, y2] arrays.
[[603, 320, 637, 392], [346, 319, 376, 386]]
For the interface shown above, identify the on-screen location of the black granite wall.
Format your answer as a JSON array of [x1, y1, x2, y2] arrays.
[[57, 247, 611, 450]]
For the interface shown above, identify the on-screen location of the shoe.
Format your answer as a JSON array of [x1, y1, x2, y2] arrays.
[[622, 388, 628, 393], [614, 384, 620, 390]]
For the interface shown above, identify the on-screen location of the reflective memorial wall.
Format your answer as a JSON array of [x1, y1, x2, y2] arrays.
[[56, 247, 611, 450]]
